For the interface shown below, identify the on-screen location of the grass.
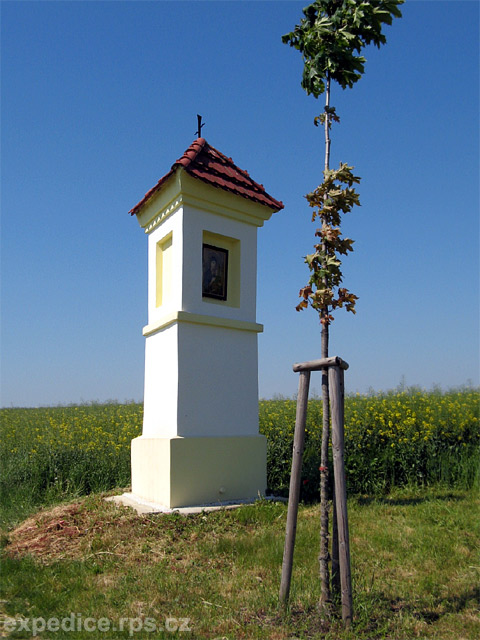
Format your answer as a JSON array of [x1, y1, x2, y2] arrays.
[[1, 487, 479, 639]]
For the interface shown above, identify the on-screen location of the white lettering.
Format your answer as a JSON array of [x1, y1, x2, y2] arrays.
[[83, 617, 96, 632], [31, 618, 46, 635]]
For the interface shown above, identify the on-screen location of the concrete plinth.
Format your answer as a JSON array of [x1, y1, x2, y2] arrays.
[[106, 493, 285, 515], [131, 434, 267, 509]]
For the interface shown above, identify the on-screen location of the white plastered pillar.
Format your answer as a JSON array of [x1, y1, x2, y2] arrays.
[[130, 169, 276, 508]]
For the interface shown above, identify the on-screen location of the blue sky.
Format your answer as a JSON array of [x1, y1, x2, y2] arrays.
[[1, 0, 478, 407]]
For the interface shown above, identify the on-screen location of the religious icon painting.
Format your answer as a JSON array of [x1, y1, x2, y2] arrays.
[[202, 244, 228, 301]]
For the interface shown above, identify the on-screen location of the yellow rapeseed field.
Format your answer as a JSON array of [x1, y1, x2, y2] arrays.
[[1, 390, 478, 511]]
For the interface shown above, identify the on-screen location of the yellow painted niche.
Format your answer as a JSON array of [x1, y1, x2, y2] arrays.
[[156, 232, 173, 307], [203, 230, 240, 308]]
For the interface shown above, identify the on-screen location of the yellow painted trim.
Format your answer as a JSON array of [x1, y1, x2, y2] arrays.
[[156, 232, 173, 308], [180, 172, 274, 227], [136, 173, 183, 233], [135, 169, 279, 233], [143, 311, 263, 336]]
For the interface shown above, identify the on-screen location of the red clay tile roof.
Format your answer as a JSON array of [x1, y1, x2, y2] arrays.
[[129, 138, 284, 216]]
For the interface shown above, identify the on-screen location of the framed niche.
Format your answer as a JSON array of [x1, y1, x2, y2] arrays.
[[202, 244, 228, 301]]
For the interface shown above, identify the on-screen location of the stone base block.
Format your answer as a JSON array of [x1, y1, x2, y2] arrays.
[[131, 435, 267, 509]]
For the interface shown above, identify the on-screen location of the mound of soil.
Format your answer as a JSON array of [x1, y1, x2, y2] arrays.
[[3, 496, 170, 565], [5, 502, 89, 562]]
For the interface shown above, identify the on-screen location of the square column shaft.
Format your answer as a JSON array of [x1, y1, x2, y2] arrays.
[[142, 319, 261, 438]]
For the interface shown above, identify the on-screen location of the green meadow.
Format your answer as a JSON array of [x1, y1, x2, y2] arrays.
[[1, 389, 479, 638]]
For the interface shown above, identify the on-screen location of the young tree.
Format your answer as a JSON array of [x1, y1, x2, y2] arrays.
[[283, 0, 403, 609]]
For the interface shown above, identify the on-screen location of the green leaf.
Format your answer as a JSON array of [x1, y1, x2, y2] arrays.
[[283, 0, 403, 97]]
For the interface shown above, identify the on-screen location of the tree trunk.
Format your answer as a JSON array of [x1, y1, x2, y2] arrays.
[[319, 329, 331, 608], [324, 76, 332, 173], [319, 74, 332, 610]]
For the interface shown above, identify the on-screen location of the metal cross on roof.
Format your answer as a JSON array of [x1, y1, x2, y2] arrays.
[[195, 114, 205, 138]]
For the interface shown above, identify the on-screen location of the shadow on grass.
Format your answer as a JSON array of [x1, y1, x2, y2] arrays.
[[387, 585, 479, 619], [393, 585, 480, 622], [439, 585, 480, 615], [354, 585, 480, 637], [353, 492, 465, 507]]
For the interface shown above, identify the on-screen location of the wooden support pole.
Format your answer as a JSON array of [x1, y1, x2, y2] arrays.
[[279, 370, 311, 606], [293, 356, 349, 373], [329, 366, 353, 626], [331, 482, 341, 600]]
